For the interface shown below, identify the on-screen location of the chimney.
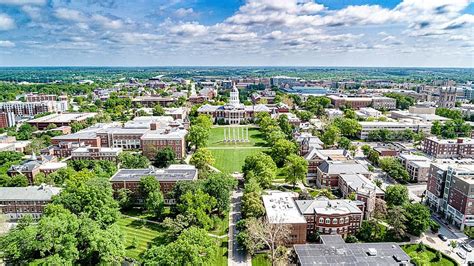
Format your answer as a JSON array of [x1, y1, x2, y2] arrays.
[[457, 138, 463, 144], [150, 122, 157, 131]]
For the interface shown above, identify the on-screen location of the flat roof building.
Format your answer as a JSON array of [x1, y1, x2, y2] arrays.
[[294, 236, 410, 266], [262, 191, 307, 244], [28, 112, 97, 130]]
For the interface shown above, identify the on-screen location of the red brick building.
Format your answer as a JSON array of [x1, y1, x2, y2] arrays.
[[423, 137, 474, 158], [110, 165, 198, 205], [0, 185, 61, 221]]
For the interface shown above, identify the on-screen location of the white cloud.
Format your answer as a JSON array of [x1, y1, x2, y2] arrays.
[[0, 40, 15, 47], [21, 5, 42, 20], [170, 23, 207, 37], [0, 0, 45, 5], [174, 8, 195, 18], [0, 13, 15, 30], [91, 14, 123, 30], [54, 8, 85, 22]]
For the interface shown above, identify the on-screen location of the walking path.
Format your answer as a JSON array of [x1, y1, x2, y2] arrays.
[[228, 190, 251, 266], [206, 146, 265, 150]]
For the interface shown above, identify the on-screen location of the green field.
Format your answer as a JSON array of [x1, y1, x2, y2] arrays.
[[402, 244, 458, 266], [117, 216, 167, 260], [207, 126, 268, 173], [209, 147, 268, 173]]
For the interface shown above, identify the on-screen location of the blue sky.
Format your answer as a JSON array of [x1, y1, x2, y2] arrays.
[[0, 0, 473, 67]]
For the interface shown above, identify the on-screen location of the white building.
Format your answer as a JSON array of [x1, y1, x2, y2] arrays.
[[358, 120, 432, 139]]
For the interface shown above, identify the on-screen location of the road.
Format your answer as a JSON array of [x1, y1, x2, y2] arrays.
[[228, 189, 250, 266]]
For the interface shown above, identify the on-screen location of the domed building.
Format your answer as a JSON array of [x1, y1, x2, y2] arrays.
[[197, 84, 271, 124]]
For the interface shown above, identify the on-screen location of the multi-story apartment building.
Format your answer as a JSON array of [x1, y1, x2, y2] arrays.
[[358, 121, 431, 139], [338, 174, 385, 218], [0, 101, 54, 117], [25, 93, 68, 103], [270, 76, 299, 88], [423, 137, 474, 159], [0, 185, 61, 221], [426, 163, 474, 229], [296, 198, 364, 239], [71, 146, 123, 161], [110, 164, 198, 204], [0, 112, 15, 128], [398, 154, 432, 182], [316, 160, 370, 188], [262, 192, 308, 245]]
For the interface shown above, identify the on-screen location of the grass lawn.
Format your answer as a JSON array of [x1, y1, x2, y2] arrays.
[[207, 126, 268, 173], [252, 253, 271, 266], [212, 237, 229, 266], [209, 147, 268, 173], [117, 216, 167, 260], [402, 244, 458, 266], [207, 126, 266, 147]]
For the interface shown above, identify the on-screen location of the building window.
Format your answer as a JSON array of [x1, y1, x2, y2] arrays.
[[319, 217, 324, 223], [340, 218, 344, 224], [345, 217, 349, 223], [325, 218, 330, 224], [333, 218, 338, 224]]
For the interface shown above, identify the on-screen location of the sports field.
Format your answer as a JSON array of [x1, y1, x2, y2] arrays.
[[207, 126, 268, 173]]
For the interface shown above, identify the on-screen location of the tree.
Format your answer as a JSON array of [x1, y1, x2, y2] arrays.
[[154, 147, 176, 168], [320, 125, 340, 147], [246, 217, 291, 265], [387, 206, 407, 240], [338, 137, 352, 150], [139, 176, 164, 217], [343, 109, 357, 119], [118, 152, 150, 168], [53, 177, 120, 226], [333, 118, 361, 138], [270, 138, 297, 166], [385, 185, 409, 206], [152, 104, 165, 116], [373, 198, 387, 220], [242, 189, 265, 218], [404, 203, 431, 237], [142, 227, 217, 266], [190, 148, 215, 174], [361, 144, 371, 156], [202, 172, 237, 215], [367, 149, 380, 165], [178, 190, 216, 229], [116, 188, 133, 210], [277, 114, 293, 137], [187, 125, 210, 148], [379, 157, 410, 182], [162, 214, 191, 240], [450, 240, 458, 250], [267, 130, 287, 146], [282, 154, 308, 188], [0, 174, 29, 187], [242, 152, 277, 188], [431, 121, 442, 136], [357, 219, 386, 242]]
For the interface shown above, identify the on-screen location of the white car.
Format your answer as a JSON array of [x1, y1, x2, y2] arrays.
[[457, 251, 466, 260]]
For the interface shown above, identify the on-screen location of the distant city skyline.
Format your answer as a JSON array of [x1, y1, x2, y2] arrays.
[[0, 0, 473, 67]]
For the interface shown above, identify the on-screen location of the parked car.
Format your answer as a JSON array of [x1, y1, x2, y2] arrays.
[[457, 251, 466, 260], [438, 234, 448, 241], [461, 243, 473, 252]]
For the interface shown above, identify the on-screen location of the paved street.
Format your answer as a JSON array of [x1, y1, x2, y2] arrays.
[[228, 189, 250, 266]]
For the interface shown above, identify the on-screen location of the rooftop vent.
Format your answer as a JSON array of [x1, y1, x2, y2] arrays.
[[367, 248, 377, 256]]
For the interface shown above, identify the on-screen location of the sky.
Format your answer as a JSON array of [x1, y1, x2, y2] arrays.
[[0, 0, 473, 67]]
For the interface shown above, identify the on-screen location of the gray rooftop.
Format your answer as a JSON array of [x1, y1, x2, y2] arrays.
[[0, 185, 61, 201], [294, 242, 410, 266], [318, 160, 369, 175], [110, 164, 198, 182]]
